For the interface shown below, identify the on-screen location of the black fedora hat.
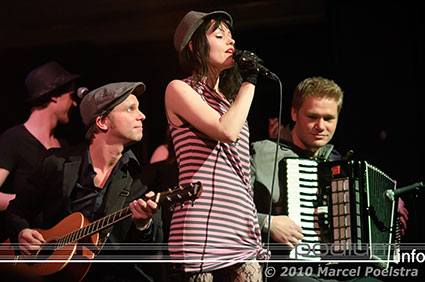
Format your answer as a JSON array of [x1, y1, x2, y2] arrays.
[[25, 61, 80, 103]]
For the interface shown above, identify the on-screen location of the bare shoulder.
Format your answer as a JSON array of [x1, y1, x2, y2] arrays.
[[165, 79, 200, 107], [167, 79, 186, 87], [166, 79, 192, 96]]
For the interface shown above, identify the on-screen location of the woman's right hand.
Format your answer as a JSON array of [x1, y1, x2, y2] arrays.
[[233, 49, 261, 85]]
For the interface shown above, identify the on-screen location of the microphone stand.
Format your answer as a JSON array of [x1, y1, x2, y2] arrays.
[[385, 182, 425, 202]]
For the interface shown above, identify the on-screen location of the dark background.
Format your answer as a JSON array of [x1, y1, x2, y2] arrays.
[[1, 1, 424, 242]]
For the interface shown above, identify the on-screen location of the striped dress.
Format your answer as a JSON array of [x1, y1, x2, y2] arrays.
[[167, 77, 268, 273]]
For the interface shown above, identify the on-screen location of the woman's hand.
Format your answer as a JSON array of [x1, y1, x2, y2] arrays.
[[233, 49, 261, 85]]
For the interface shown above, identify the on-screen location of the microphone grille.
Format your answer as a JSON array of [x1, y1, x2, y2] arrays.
[[232, 49, 243, 60], [77, 87, 89, 99]]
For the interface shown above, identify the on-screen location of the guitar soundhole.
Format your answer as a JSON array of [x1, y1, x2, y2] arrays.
[[34, 240, 57, 261]]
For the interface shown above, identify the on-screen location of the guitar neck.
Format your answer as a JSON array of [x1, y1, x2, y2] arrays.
[[56, 206, 132, 249]]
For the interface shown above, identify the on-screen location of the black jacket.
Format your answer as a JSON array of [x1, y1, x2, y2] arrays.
[[5, 143, 162, 251]]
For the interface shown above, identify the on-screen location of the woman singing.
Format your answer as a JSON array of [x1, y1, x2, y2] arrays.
[[165, 10, 268, 281]]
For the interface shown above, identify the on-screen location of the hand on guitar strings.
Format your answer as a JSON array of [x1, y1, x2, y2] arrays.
[[18, 228, 46, 256], [130, 191, 158, 231]]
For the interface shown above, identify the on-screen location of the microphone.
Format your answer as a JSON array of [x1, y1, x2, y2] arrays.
[[71, 87, 89, 104], [77, 87, 89, 99], [233, 50, 278, 81], [384, 182, 424, 201]]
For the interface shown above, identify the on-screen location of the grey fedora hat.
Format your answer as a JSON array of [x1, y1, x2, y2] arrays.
[[174, 10, 233, 53], [25, 61, 80, 103], [79, 82, 146, 127]]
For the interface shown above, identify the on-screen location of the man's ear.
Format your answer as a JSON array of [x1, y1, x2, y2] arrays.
[[291, 107, 297, 122], [95, 116, 109, 131], [50, 96, 58, 103], [189, 41, 193, 52]]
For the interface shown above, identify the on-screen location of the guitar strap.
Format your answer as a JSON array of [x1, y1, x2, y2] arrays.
[[99, 171, 133, 240]]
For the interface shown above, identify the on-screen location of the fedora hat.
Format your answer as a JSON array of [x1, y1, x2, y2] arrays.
[[25, 61, 80, 103], [174, 10, 233, 53]]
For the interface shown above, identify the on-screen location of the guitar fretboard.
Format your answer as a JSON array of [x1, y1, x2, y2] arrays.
[[55, 207, 132, 250], [52, 182, 202, 250]]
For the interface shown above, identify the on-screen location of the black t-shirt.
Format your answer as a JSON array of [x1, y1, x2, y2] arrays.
[[0, 124, 65, 240], [0, 124, 52, 194]]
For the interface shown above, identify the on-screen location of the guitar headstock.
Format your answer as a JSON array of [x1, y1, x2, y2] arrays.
[[157, 182, 203, 207]]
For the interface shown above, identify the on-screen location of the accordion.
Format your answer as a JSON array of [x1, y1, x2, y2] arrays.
[[283, 158, 399, 266]]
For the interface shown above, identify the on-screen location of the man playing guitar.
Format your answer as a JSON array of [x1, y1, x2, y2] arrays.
[[4, 82, 163, 282]]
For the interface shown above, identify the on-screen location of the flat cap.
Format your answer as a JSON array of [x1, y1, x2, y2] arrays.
[[79, 82, 146, 126]]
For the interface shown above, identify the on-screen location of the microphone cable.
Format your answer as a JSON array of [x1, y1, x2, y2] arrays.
[[264, 74, 283, 282]]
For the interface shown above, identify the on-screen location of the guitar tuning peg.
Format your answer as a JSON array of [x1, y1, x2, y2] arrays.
[[169, 205, 175, 212], [188, 191, 192, 197], [177, 194, 182, 199], [180, 202, 185, 208]]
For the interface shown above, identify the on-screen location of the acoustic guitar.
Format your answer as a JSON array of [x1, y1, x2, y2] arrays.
[[0, 182, 202, 282]]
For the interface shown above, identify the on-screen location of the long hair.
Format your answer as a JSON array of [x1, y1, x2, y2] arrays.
[[178, 17, 242, 102]]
